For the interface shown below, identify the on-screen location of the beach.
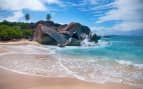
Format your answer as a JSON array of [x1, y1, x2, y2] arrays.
[[0, 40, 142, 89], [1, 0, 143, 88], [0, 39, 40, 45], [0, 68, 139, 89]]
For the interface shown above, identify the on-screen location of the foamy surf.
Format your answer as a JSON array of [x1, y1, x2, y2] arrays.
[[0, 44, 143, 89], [0, 54, 143, 88], [116, 60, 143, 69], [57, 56, 143, 88]]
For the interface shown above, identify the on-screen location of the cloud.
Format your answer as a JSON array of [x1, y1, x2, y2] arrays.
[[2, 11, 23, 22], [79, 0, 97, 5], [42, 0, 64, 6], [97, 0, 143, 31], [0, 0, 46, 11], [69, 0, 114, 18], [0, 0, 63, 22], [109, 22, 143, 31], [0, 0, 63, 11], [91, 26, 109, 35], [72, 0, 143, 34]]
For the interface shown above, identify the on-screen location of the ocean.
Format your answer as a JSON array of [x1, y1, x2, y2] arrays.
[[0, 35, 143, 88], [56, 36, 143, 63], [47, 35, 143, 88]]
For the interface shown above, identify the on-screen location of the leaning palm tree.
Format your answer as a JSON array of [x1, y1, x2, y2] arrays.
[[25, 13, 30, 22], [46, 13, 51, 21]]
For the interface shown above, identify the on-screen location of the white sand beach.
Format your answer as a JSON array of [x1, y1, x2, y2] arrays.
[[0, 40, 141, 89]]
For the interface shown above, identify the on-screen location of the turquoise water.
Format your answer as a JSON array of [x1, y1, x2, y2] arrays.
[[56, 36, 143, 63], [50, 36, 143, 88], [0, 36, 143, 88]]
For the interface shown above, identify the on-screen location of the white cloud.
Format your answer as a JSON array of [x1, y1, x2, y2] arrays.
[[97, 0, 143, 31], [3, 11, 23, 22], [80, 0, 97, 5], [42, 0, 64, 6], [110, 22, 143, 31], [91, 26, 109, 35], [0, 0, 63, 11], [0, 0, 63, 22], [0, 0, 46, 11]]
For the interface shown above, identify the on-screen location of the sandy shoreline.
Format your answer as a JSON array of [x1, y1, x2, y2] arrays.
[[0, 40, 41, 54], [0, 40, 141, 89], [0, 68, 139, 89], [0, 47, 8, 53], [0, 40, 40, 45]]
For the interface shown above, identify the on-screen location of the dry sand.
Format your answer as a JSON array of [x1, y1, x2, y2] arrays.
[[0, 40, 40, 54], [0, 39, 40, 45]]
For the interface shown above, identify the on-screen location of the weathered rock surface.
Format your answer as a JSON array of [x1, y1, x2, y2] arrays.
[[33, 21, 100, 46]]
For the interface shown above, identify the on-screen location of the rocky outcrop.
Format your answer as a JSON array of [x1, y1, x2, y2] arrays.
[[89, 33, 101, 43], [33, 21, 100, 46], [58, 22, 90, 40]]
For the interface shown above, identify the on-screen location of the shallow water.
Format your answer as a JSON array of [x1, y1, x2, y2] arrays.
[[46, 36, 143, 88], [0, 36, 143, 88]]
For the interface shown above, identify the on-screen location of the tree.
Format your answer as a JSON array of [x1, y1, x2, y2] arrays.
[[25, 13, 30, 22], [22, 29, 33, 39], [0, 25, 23, 40], [46, 14, 51, 21]]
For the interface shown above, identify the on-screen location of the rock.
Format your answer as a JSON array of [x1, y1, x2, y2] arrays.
[[33, 21, 100, 46], [89, 33, 101, 43], [33, 24, 66, 46], [58, 22, 90, 39]]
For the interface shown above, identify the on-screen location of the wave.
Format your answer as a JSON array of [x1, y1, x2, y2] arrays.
[[0, 54, 143, 88], [116, 60, 143, 69], [51, 40, 111, 51], [0, 45, 143, 88]]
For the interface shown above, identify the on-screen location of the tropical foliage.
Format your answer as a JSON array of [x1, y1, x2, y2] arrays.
[[0, 21, 33, 41]]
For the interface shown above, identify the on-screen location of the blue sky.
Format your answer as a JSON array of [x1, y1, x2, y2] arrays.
[[0, 0, 143, 35]]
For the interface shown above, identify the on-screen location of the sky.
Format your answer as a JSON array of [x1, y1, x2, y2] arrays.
[[0, 0, 143, 35]]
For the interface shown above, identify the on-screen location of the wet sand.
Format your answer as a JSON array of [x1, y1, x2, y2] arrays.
[[0, 43, 10, 53], [0, 68, 140, 89], [0, 47, 8, 53], [0, 41, 141, 89]]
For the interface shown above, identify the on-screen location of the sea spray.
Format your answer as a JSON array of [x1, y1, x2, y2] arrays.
[[80, 35, 96, 47], [80, 35, 110, 47]]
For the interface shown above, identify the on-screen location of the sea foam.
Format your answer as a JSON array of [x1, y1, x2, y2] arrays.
[[0, 45, 143, 88]]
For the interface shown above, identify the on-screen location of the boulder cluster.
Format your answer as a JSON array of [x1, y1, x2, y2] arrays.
[[33, 21, 100, 47]]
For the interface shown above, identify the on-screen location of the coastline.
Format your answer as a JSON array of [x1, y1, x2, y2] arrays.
[[0, 39, 40, 45], [0, 68, 139, 89], [0, 47, 8, 53], [0, 40, 141, 89]]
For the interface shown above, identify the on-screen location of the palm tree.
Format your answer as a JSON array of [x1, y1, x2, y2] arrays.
[[46, 13, 51, 21], [25, 13, 30, 22]]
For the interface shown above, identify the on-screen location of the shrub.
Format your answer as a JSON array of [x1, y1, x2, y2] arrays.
[[0, 25, 23, 41], [22, 29, 33, 39]]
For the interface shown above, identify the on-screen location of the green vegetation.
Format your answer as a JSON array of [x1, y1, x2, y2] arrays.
[[0, 13, 52, 41], [22, 29, 33, 38], [0, 21, 33, 41]]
